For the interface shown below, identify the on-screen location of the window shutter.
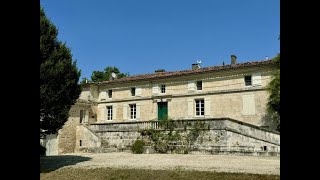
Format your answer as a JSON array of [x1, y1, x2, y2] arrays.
[[152, 84, 159, 95], [136, 104, 141, 120], [99, 106, 105, 122], [123, 104, 128, 120], [113, 105, 117, 120], [205, 97, 211, 117], [99, 91, 107, 100], [242, 94, 256, 115], [252, 73, 262, 87], [85, 110, 89, 123], [187, 98, 193, 118], [188, 81, 195, 92], [136, 87, 142, 96]]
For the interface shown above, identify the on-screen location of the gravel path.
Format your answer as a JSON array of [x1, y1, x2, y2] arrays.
[[42, 152, 280, 175]]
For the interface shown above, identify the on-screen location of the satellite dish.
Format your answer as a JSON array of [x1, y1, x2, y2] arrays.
[[111, 72, 116, 78]]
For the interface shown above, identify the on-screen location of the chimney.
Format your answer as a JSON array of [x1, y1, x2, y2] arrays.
[[231, 55, 237, 65], [155, 69, 166, 73], [192, 63, 200, 70]]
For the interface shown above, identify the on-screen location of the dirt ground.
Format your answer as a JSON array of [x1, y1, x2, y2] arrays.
[[40, 152, 280, 175]]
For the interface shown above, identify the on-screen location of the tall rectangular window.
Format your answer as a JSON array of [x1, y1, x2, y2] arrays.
[[196, 81, 202, 90], [80, 110, 85, 123], [244, 75, 252, 86], [160, 84, 166, 93], [131, 87, 136, 96], [108, 90, 112, 98], [195, 99, 204, 116], [107, 106, 113, 120], [130, 104, 136, 119]]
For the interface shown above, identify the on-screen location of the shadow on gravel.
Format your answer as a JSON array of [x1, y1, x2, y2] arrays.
[[40, 155, 91, 173]]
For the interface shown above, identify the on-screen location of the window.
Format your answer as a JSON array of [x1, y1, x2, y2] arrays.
[[130, 104, 136, 119], [196, 81, 202, 90], [160, 84, 166, 93], [131, 87, 136, 96], [244, 75, 252, 86], [80, 110, 85, 123], [195, 99, 204, 116], [107, 106, 113, 120], [108, 90, 112, 98], [79, 140, 82, 146]]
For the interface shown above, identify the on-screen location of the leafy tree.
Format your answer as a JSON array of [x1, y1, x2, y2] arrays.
[[266, 54, 280, 131], [40, 7, 81, 138], [91, 66, 129, 82]]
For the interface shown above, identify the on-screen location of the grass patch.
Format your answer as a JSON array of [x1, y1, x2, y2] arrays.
[[40, 167, 280, 180]]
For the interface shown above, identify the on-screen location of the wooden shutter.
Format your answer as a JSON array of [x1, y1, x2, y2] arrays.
[[123, 104, 128, 120], [188, 81, 195, 92], [242, 94, 256, 115], [252, 73, 262, 87], [85, 110, 89, 123], [152, 84, 159, 95], [113, 105, 117, 120], [98, 106, 105, 122], [205, 97, 211, 117], [136, 87, 142, 96], [187, 98, 193, 118], [136, 104, 141, 120]]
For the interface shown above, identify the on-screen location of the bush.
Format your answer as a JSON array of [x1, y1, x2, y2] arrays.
[[40, 144, 46, 156], [131, 140, 145, 154]]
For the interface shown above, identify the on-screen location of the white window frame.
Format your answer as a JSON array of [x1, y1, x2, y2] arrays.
[[107, 106, 113, 120], [129, 104, 136, 120], [195, 99, 205, 117]]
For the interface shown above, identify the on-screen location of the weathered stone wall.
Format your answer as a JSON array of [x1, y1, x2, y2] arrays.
[[75, 124, 101, 153], [76, 119, 279, 156], [58, 102, 94, 154], [91, 69, 274, 126]]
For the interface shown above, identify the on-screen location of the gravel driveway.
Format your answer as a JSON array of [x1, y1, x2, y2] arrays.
[[42, 152, 280, 175]]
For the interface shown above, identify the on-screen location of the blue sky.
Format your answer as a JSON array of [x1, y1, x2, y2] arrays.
[[41, 0, 280, 80]]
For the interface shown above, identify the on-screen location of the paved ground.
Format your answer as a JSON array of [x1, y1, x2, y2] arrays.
[[41, 152, 280, 175]]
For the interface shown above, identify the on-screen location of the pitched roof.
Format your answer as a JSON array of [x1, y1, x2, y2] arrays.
[[88, 59, 275, 85]]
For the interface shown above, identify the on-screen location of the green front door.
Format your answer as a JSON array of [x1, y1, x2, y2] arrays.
[[157, 102, 168, 120]]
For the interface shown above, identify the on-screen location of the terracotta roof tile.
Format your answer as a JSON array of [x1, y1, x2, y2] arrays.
[[90, 59, 275, 85]]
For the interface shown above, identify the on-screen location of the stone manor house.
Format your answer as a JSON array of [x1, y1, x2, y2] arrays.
[[41, 55, 280, 156]]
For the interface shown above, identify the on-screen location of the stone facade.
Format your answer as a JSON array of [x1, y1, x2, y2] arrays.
[[42, 59, 279, 155]]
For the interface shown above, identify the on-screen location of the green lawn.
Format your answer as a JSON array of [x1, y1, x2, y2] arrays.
[[40, 167, 280, 180]]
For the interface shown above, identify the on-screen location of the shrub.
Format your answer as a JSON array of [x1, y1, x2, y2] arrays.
[[131, 140, 145, 154], [40, 144, 46, 156]]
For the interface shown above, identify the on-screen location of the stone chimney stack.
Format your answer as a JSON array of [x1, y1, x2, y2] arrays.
[[192, 63, 200, 70], [231, 55, 237, 65]]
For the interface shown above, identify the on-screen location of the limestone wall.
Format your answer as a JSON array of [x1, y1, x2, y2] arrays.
[[75, 124, 101, 153], [58, 102, 94, 154], [81, 119, 279, 155]]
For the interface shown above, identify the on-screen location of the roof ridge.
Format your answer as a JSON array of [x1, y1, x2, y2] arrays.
[[92, 59, 275, 85]]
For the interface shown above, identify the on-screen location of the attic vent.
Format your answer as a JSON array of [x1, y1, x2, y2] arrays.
[[155, 69, 166, 73]]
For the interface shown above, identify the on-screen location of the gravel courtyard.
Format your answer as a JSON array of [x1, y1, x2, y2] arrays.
[[41, 152, 280, 175]]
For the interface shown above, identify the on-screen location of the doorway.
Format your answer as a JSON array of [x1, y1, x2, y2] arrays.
[[157, 102, 168, 120]]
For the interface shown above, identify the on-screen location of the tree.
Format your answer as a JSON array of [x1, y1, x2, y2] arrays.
[[266, 54, 280, 131], [40, 7, 81, 138], [90, 66, 129, 82]]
